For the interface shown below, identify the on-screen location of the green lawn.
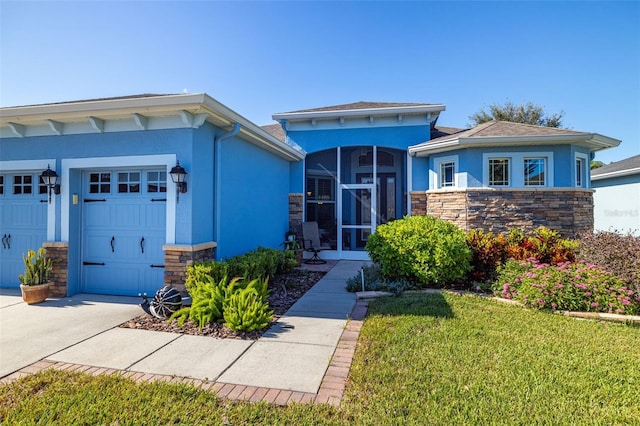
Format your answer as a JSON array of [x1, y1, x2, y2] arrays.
[[2, 293, 639, 425]]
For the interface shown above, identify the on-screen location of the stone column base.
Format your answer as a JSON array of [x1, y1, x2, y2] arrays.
[[43, 242, 68, 297], [163, 242, 217, 294]]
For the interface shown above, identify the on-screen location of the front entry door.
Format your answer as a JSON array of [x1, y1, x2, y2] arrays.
[[81, 170, 166, 296]]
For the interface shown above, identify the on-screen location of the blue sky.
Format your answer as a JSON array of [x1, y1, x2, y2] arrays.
[[1, 1, 638, 163]]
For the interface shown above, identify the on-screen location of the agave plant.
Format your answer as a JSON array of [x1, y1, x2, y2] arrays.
[[19, 248, 54, 286]]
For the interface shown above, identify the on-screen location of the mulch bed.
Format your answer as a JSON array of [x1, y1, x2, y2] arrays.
[[119, 270, 326, 340]]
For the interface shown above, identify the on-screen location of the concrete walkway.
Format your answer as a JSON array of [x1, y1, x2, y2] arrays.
[[0, 261, 370, 406]]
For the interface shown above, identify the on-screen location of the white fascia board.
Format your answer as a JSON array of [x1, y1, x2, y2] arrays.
[[591, 167, 640, 181], [0, 93, 305, 161], [272, 104, 446, 122], [202, 95, 305, 161], [409, 133, 621, 157], [0, 94, 209, 123]]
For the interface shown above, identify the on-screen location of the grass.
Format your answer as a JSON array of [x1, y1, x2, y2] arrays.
[[2, 293, 639, 425]]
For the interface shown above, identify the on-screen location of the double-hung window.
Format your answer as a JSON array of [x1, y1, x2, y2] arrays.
[[575, 158, 584, 187], [485, 152, 552, 187], [433, 155, 458, 189], [488, 158, 510, 186], [524, 158, 546, 186], [574, 153, 588, 188], [440, 161, 455, 188]]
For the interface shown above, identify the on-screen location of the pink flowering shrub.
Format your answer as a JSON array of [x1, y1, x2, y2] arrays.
[[578, 230, 640, 296], [493, 259, 640, 315]]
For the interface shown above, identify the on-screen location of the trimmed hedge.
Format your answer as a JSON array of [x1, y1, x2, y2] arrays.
[[365, 215, 471, 287]]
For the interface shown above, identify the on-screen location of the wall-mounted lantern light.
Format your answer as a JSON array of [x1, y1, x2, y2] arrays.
[[169, 161, 188, 203], [40, 164, 60, 204]]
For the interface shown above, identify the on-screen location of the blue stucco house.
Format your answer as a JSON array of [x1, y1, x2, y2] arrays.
[[0, 94, 620, 296], [0, 94, 303, 296]]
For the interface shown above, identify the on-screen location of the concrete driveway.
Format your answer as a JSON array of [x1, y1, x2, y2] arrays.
[[0, 290, 141, 378]]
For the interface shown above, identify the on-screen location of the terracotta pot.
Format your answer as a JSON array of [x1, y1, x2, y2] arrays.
[[20, 282, 50, 305]]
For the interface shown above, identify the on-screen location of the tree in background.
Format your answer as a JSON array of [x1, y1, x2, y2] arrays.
[[469, 100, 564, 128], [590, 160, 605, 170]]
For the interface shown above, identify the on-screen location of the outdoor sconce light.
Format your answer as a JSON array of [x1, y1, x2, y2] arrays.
[[169, 161, 188, 203], [40, 164, 60, 204]]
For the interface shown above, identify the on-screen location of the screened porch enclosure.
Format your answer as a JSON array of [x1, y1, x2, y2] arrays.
[[304, 146, 406, 259]]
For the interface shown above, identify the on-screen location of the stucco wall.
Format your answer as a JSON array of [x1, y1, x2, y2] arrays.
[[215, 135, 292, 259], [426, 145, 591, 189]]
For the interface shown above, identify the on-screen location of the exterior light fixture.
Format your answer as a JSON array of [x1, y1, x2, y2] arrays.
[[169, 161, 188, 202], [40, 164, 60, 203]]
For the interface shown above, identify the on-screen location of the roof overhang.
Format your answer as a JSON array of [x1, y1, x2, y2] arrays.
[[0, 93, 305, 162], [408, 133, 621, 157], [591, 167, 640, 181], [273, 104, 446, 122]]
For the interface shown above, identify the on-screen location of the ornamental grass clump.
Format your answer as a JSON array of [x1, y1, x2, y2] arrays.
[[495, 259, 640, 315]]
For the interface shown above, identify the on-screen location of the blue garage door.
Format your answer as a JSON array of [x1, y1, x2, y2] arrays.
[[81, 169, 166, 296], [0, 173, 48, 288]]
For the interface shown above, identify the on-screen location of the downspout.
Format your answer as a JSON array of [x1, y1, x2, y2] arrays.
[[214, 123, 241, 255]]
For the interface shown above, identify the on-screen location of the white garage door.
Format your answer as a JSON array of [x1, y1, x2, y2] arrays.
[[81, 169, 166, 296], [0, 173, 48, 288]]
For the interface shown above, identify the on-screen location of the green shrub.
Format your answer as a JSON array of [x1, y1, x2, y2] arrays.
[[578, 230, 640, 295], [465, 229, 508, 282], [170, 275, 228, 327], [345, 264, 386, 292], [365, 215, 471, 287], [345, 264, 414, 295], [226, 247, 296, 281], [223, 277, 273, 332], [494, 259, 639, 315], [175, 247, 288, 331], [506, 227, 577, 265], [184, 262, 229, 294]]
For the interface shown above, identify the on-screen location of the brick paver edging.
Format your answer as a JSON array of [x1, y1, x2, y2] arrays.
[[0, 300, 370, 407]]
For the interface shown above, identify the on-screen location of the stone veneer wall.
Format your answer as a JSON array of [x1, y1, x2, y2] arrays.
[[163, 242, 217, 294], [409, 191, 427, 217], [43, 241, 68, 297], [411, 188, 594, 238], [289, 193, 304, 235]]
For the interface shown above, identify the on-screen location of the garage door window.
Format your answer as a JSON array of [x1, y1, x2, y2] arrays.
[[13, 175, 33, 194], [118, 172, 140, 193], [89, 173, 111, 193], [147, 171, 166, 193]]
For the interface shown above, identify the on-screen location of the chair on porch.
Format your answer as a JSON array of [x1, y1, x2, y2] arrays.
[[301, 222, 331, 264]]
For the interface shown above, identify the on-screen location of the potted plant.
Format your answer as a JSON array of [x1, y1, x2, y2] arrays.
[[19, 248, 54, 304], [285, 229, 297, 242]]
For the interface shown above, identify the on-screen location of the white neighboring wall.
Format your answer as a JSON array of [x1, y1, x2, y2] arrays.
[[592, 178, 640, 235]]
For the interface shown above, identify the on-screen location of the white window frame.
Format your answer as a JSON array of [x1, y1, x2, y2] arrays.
[[574, 152, 589, 188], [483, 152, 554, 188], [432, 155, 459, 189]]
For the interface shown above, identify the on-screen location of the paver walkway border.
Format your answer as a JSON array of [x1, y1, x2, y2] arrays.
[[1, 299, 370, 407]]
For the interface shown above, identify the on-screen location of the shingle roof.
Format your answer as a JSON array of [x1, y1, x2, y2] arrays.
[[261, 123, 285, 142], [428, 120, 587, 144], [7, 94, 176, 109], [591, 154, 640, 177], [431, 125, 466, 139], [278, 101, 439, 114], [409, 120, 620, 156]]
